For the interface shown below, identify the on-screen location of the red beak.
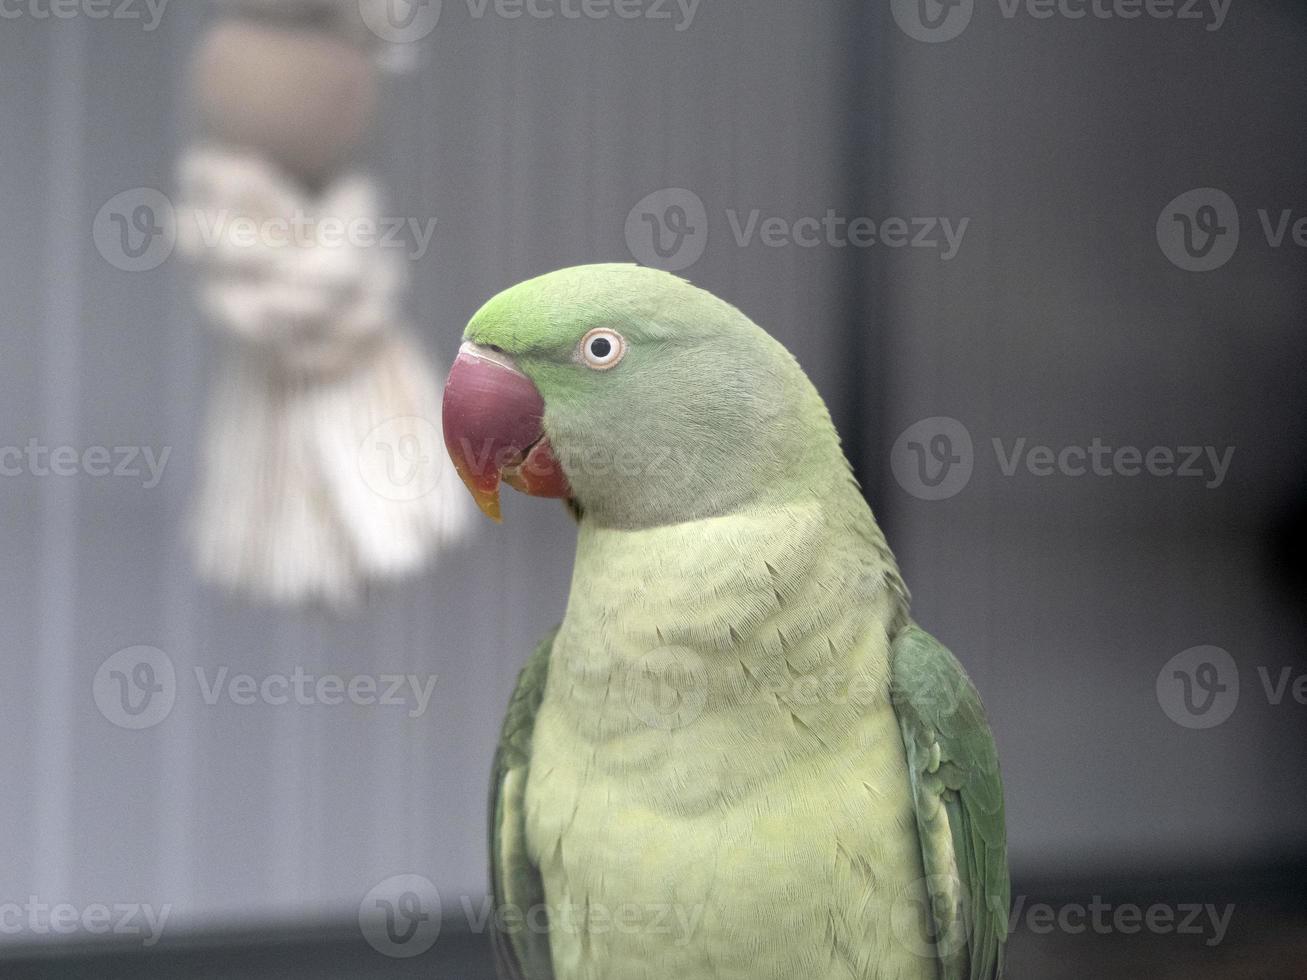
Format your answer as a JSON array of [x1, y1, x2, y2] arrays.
[[442, 342, 572, 521]]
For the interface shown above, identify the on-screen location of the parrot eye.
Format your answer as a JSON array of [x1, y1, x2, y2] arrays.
[[579, 328, 626, 370]]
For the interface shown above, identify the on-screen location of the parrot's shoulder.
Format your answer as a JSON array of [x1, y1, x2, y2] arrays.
[[889, 624, 985, 726]]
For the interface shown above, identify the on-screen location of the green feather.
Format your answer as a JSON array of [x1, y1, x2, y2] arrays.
[[890, 625, 1009, 980], [489, 631, 558, 980]]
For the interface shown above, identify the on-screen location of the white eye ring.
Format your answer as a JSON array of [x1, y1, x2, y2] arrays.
[[578, 328, 626, 370]]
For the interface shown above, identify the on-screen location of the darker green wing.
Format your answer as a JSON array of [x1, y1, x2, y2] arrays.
[[890, 624, 1009, 980], [488, 630, 558, 980]]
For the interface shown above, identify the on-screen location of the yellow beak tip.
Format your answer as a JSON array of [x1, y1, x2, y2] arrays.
[[473, 487, 503, 523]]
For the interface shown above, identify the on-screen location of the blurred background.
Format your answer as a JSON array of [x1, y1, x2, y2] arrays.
[[1, 0, 1305, 976]]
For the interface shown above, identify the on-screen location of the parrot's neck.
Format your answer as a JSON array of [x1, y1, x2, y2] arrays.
[[545, 481, 909, 810]]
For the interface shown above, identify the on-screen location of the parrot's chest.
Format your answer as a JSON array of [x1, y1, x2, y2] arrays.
[[523, 641, 932, 980], [519, 510, 931, 978]]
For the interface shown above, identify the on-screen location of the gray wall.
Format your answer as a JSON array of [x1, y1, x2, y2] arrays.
[[1, 0, 1304, 942], [876, 0, 1307, 874]]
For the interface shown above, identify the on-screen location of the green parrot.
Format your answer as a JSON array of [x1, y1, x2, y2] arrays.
[[441, 264, 1009, 980]]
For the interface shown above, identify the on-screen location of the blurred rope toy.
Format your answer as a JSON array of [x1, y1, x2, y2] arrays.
[[178, 0, 470, 608]]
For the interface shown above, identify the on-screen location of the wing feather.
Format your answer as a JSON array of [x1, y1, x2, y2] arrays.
[[890, 624, 1009, 980], [488, 630, 558, 980]]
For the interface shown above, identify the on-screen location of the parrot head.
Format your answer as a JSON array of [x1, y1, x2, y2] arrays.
[[442, 263, 842, 528]]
